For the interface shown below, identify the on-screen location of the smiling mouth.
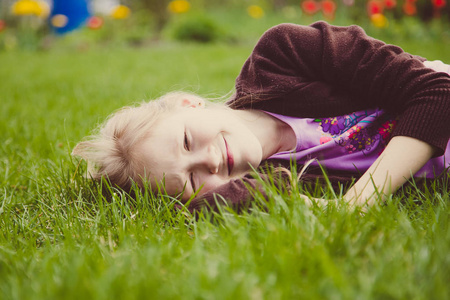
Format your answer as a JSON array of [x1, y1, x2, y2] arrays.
[[224, 137, 234, 176]]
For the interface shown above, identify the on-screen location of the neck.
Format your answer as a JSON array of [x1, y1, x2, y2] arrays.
[[233, 109, 296, 159]]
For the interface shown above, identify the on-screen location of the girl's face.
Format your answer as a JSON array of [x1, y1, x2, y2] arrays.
[[139, 102, 263, 201]]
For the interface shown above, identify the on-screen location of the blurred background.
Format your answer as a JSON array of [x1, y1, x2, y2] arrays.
[[0, 0, 449, 51]]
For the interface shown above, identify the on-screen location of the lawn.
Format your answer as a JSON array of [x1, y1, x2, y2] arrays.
[[1, 20, 449, 299]]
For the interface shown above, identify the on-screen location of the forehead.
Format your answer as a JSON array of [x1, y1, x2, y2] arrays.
[[139, 112, 186, 195]]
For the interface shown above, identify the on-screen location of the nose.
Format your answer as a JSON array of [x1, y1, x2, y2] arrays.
[[193, 144, 220, 174]]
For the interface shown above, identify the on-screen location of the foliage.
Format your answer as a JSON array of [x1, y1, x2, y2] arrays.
[[127, 0, 170, 32], [167, 13, 224, 43], [0, 0, 449, 50]]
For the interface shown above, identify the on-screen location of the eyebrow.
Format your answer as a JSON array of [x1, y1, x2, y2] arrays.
[[174, 127, 182, 157]]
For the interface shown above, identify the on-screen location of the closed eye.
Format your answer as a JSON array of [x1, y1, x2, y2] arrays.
[[184, 130, 194, 192], [190, 173, 196, 193], [184, 131, 189, 151]]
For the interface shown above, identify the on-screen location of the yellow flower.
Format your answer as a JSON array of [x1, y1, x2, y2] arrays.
[[11, 0, 49, 17], [247, 5, 264, 19], [371, 13, 388, 28], [168, 0, 191, 14], [111, 5, 131, 19]]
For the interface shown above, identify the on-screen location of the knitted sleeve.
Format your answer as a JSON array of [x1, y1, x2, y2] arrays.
[[229, 21, 450, 156]]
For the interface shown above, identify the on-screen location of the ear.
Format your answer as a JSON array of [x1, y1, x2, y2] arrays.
[[180, 97, 205, 108]]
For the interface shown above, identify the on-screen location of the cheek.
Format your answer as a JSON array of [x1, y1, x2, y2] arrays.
[[233, 136, 262, 168]]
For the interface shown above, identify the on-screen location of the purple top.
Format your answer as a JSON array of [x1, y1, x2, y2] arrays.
[[266, 109, 450, 178]]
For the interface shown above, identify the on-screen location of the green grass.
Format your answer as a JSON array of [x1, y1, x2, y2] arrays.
[[1, 24, 450, 299]]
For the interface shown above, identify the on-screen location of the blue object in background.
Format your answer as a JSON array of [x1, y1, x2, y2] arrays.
[[50, 0, 91, 34]]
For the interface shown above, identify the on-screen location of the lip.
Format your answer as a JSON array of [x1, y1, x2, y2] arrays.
[[224, 137, 234, 176]]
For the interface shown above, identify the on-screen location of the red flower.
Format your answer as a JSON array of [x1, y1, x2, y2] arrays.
[[0, 20, 5, 32], [384, 0, 396, 9], [301, 0, 320, 15], [432, 0, 446, 8], [322, 0, 337, 18], [367, 0, 384, 16], [378, 120, 397, 140], [87, 16, 103, 29], [403, 2, 417, 15]]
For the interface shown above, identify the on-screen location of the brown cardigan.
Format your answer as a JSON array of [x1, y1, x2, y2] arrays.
[[188, 21, 450, 213]]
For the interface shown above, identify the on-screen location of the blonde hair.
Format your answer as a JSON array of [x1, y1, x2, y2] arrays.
[[72, 91, 210, 192]]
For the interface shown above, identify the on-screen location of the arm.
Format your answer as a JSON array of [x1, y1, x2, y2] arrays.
[[346, 60, 449, 207], [344, 136, 436, 207], [231, 22, 450, 156]]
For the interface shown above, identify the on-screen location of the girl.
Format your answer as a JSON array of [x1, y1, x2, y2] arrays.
[[73, 22, 450, 212]]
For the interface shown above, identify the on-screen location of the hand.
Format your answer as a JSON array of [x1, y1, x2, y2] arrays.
[[423, 60, 450, 74], [343, 136, 435, 208], [300, 194, 331, 207]]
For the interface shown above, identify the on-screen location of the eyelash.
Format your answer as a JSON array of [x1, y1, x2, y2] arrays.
[[184, 131, 195, 192], [184, 131, 190, 151], [190, 173, 195, 193]]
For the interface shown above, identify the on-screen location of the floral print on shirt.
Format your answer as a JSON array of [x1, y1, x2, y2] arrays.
[[316, 110, 397, 155]]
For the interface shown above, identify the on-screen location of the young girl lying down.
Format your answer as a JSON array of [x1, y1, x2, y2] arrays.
[[73, 21, 450, 212]]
